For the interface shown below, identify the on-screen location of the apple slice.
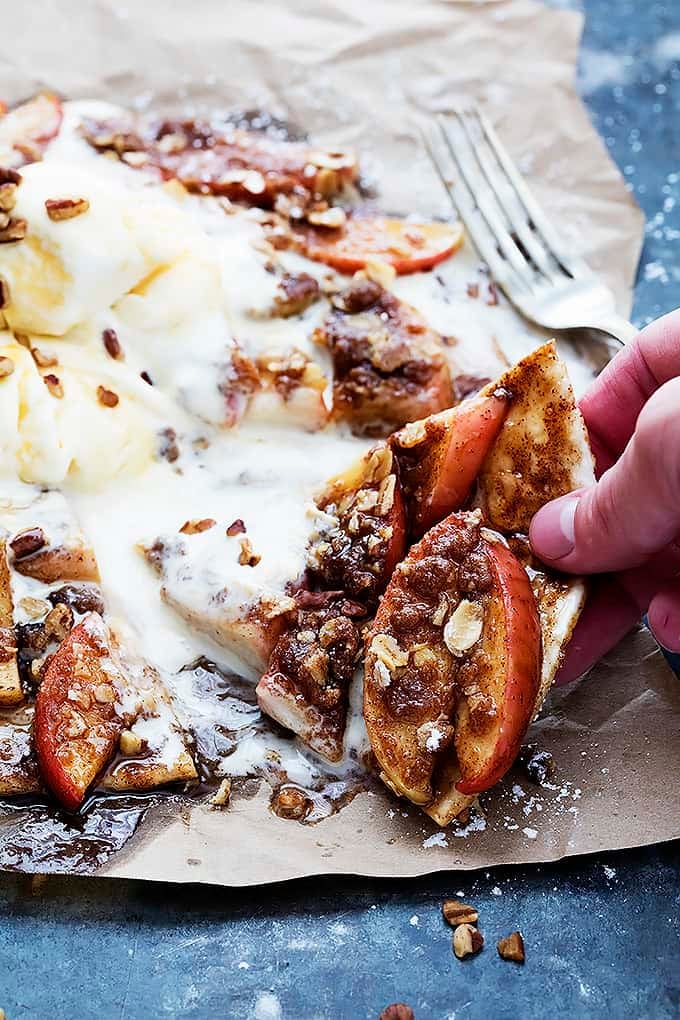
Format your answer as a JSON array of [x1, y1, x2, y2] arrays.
[[307, 442, 407, 609], [34, 613, 132, 811], [81, 113, 358, 207], [363, 510, 541, 807], [0, 93, 63, 167], [475, 341, 596, 533], [391, 391, 509, 536], [256, 595, 364, 762], [314, 278, 453, 435], [296, 216, 464, 275]]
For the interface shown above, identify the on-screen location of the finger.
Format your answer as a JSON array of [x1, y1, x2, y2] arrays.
[[555, 575, 641, 684], [579, 307, 680, 470], [530, 376, 680, 573], [647, 583, 680, 653]]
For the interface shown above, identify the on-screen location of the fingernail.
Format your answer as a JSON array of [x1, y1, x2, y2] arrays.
[[530, 495, 579, 561]]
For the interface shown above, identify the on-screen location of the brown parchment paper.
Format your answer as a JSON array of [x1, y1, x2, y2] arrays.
[[2, 0, 673, 886]]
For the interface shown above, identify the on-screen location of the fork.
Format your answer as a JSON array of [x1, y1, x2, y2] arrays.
[[421, 108, 639, 352]]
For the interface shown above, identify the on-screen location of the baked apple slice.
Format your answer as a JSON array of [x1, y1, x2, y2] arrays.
[[391, 391, 509, 536], [363, 510, 541, 806], [81, 112, 358, 207], [34, 613, 134, 811], [314, 278, 453, 435], [256, 595, 364, 762], [296, 215, 464, 275], [306, 442, 407, 608], [475, 341, 596, 533], [0, 93, 63, 167]]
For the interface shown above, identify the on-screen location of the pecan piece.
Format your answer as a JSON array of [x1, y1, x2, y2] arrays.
[[442, 899, 479, 927], [97, 385, 119, 407], [45, 197, 90, 221], [271, 785, 311, 820], [453, 923, 484, 959], [226, 518, 246, 537], [180, 518, 216, 535], [379, 1006, 414, 1020], [102, 327, 122, 359], [0, 356, 14, 379], [0, 218, 26, 243], [497, 931, 525, 963], [43, 373, 63, 398], [10, 527, 46, 559]]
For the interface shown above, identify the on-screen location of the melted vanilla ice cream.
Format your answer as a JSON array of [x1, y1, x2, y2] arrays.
[[0, 100, 593, 778]]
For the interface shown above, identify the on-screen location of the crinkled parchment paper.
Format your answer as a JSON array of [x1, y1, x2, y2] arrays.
[[2, 0, 675, 886]]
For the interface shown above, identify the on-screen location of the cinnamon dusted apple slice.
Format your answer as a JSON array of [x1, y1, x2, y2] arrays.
[[34, 613, 135, 811], [0, 93, 63, 167], [256, 594, 364, 762], [306, 443, 407, 609], [363, 510, 541, 807], [314, 277, 453, 436], [391, 391, 509, 536], [0, 539, 22, 706], [81, 112, 358, 207], [476, 341, 596, 533]]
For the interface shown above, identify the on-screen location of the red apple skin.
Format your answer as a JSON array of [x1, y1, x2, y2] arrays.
[[455, 533, 542, 795], [391, 391, 509, 536], [34, 615, 124, 812]]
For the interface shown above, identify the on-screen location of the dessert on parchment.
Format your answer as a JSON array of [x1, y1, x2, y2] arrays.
[[0, 92, 594, 836]]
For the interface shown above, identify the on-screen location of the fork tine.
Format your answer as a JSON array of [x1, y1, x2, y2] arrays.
[[475, 107, 589, 280], [419, 122, 517, 288], [437, 114, 536, 294], [456, 107, 562, 285]]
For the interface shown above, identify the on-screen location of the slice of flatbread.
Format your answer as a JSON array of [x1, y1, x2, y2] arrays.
[[476, 341, 596, 534]]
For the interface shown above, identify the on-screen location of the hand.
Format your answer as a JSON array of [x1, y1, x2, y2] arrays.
[[529, 309, 680, 683]]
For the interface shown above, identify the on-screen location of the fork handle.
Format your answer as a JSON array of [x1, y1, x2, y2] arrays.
[[585, 313, 639, 347]]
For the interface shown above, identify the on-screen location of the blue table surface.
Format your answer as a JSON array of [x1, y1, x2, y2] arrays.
[[2, 2, 680, 1018]]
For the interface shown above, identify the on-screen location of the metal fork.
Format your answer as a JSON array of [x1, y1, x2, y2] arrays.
[[421, 108, 638, 352]]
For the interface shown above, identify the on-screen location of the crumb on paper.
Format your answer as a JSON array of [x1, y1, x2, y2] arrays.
[[523, 827, 538, 840], [409, 914, 419, 926], [423, 832, 449, 849]]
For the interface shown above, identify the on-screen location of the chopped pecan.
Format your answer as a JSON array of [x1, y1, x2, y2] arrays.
[[238, 537, 260, 567], [180, 518, 216, 535], [0, 218, 26, 243], [97, 385, 119, 408], [44, 603, 73, 643], [0, 356, 14, 379], [226, 518, 246, 537], [0, 277, 9, 309], [453, 923, 484, 959], [271, 785, 312, 820], [442, 899, 479, 927], [497, 931, 525, 963], [102, 327, 122, 359], [272, 271, 320, 318], [31, 347, 58, 368], [0, 182, 18, 212], [379, 1006, 414, 1020], [43, 373, 63, 398], [209, 777, 232, 808], [10, 527, 46, 559], [158, 427, 180, 463], [45, 197, 90, 221]]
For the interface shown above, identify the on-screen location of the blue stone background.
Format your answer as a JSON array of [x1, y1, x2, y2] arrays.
[[1, 2, 679, 1017]]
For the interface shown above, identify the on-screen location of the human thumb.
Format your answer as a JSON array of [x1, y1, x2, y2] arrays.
[[529, 377, 680, 574]]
